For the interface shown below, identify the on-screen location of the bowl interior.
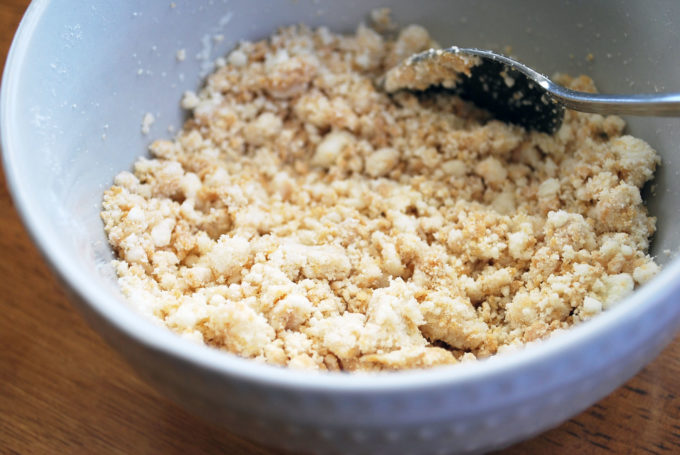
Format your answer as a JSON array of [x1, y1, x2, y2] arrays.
[[3, 0, 680, 373]]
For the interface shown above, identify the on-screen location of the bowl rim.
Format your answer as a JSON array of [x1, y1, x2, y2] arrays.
[[2, 0, 680, 393]]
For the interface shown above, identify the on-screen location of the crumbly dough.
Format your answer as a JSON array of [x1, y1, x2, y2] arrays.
[[101, 16, 660, 372], [383, 47, 480, 92]]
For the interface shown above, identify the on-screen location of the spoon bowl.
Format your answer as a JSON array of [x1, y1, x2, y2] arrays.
[[385, 47, 680, 133]]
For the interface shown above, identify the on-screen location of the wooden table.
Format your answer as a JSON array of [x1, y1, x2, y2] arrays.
[[1, 1, 679, 454]]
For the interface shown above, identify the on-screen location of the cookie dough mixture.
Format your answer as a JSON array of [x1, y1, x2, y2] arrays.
[[102, 15, 660, 371]]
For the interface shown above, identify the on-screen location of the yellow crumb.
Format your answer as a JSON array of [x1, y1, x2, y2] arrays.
[[102, 14, 660, 372]]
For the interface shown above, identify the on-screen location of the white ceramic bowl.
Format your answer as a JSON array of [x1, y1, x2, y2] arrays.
[[3, 1, 680, 454]]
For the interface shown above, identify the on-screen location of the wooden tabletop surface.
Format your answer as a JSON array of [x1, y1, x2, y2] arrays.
[[1, 1, 679, 454]]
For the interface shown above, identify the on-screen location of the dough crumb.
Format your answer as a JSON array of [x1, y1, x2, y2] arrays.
[[140, 112, 155, 135], [103, 13, 660, 372]]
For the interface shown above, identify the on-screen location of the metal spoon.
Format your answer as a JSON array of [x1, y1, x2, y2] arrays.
[[384, 47, 680, 133]]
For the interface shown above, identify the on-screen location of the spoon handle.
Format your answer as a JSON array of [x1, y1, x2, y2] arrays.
[[548, 85, 680, 116]]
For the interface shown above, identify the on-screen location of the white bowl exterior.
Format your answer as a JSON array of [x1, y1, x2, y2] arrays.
[[3, 1, 680, 454]]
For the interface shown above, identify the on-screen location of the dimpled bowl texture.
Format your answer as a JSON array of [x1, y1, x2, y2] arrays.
[[2, 1, 680, 454]]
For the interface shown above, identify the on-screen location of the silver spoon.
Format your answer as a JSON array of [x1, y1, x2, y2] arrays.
[[384, 47, 680, 133]]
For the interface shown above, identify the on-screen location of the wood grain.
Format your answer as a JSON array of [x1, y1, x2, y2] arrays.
[[1, 1, 678, 454]]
